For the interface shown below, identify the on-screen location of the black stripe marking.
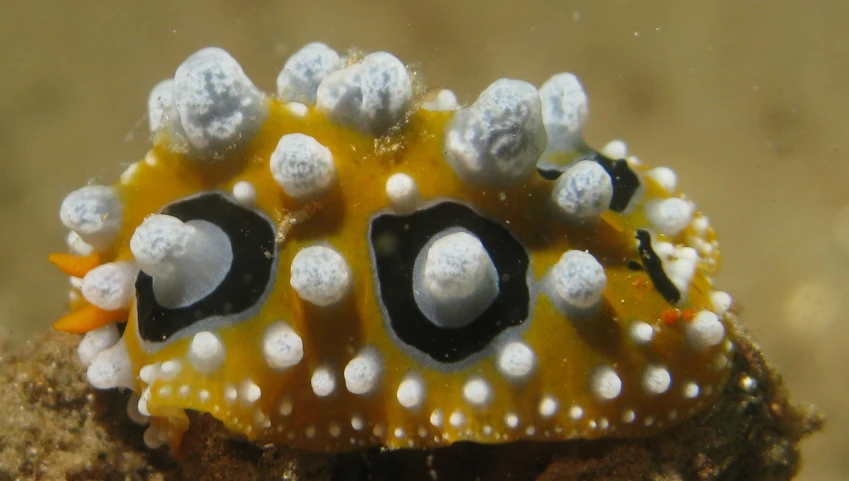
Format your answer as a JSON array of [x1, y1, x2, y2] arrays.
[[635, 229, 681, 304]]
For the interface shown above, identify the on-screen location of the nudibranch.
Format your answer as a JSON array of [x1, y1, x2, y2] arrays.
[[50, 43, 735, 452]]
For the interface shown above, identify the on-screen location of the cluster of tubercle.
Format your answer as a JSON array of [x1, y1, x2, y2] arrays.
[[50, 42, 734, 453]]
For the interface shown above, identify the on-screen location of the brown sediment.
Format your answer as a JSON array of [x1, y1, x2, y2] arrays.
[[0, 313, 822, 481]]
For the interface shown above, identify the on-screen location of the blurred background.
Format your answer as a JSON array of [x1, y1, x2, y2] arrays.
[[0, 0, 845, 478]]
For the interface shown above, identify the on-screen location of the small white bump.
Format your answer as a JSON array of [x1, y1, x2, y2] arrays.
[[551, 160, 613, 221], [549, 250, 607, 312], [290, 245, 352, 307], [538, 396, 559, 418], [277, 42, 340, 104], [396, 375, 425, 410], [449, 411, 466, 428], [591, 366, 622, 401], [621, 409, 636, 424], [224, 384, 238, 405], [497, 340, 536, 379], [739, 375, 758, 393], [683, 381, 701, 399], [601, 139, 628, 159], [78, 323, 120, 367], [270, 133, 337, 201], [262, 321, 304, 371], [418, 426, 429, 438], [66, 231, 95, 256], [344, 348, 382, 395], [569, 405, 584, 420], [311, 367, 336, 397], [198, 390, 211, 403], [232, 181, 257, 207], [373, 424, 386, 437], [429, 409, 444, 428], [80, 261, 138, 311], [414, 231, 499, 329], [126, 393, 149, 425], [278, 397, 293, 416], [187, 331, 226, 374], [305, 426, 316, 439], [643, 416, 655, 427], [329, 423, 342, 438], [60, 185, 123, 252], [646, 198, 693, 237], [286, 102, 308, 116], [641, 365, 672, 395], [422, 88, 459, 111], [393, 427, 406, 438], [178, 385, 190, 398], [525, 425, 536, 436], [351, 416, 364, 431], [159, 360, 182, 380], [444, 78, 546, 186], [316, 51, 413, 136], [87, 338, 134, 390], [599, 418, 610, 430], [685, 310, 725, 352], [692, 216, 710, 235], [240, 380, 262, 406], [147, 79, 174, 134], [647, 167, 678, 193], [710, 291, 733, 316], [628, 321, 655, 346], [504, 413, 519, 429], [462, 377, 493, 407], [137, 387, 152, 416], [157, 385, 173, 397], [385, 173, 419, 213]]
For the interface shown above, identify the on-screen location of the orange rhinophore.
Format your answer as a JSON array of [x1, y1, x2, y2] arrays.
[[52, 43, 733, 453]]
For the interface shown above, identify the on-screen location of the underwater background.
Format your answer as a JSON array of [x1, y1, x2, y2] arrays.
[[0, 1, 844, 479]]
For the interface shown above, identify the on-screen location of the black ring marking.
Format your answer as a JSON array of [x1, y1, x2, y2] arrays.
[[536, 151, 641, 212], [136, 192, 277, 343], [370, 202, 531, 364], [635, 229, 681, 304]]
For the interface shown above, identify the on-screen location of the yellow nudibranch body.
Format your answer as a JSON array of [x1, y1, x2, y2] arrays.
[[51, 43, 733, 452]]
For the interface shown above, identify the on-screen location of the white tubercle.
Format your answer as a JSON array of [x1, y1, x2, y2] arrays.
[[444, 78, 546, 187], [343, 347, 382, 395], [641, 365, 672, 395], [59, 185, 123, 252], [710, 291, 732, 316], [261, 321, 304, 371], [497, 340, 536, 380], [551, 160, 613, 221], [413, 231, 499, 328], [601, 139, 628, 159], [173, 47, 267, 155], [539, 72, 589, 155], [385, 173, 419, 213], [232, 181, 257, 207], [270, 133, 337, 201], [66, 231, 95, 256], [316, 51, 413, 136], [422, 88, 459, 111], [130, 214, 233, 309], [685, 310, 726, 352], [646, 198, 693, 237], [396, 374, 425, 409], [311, 367, 336, 397], [277, 42, 341, 104], [290, 245, 352, 307], [647, 167, 678, 193], [80, 261, 138, 311], [462, 377, 493, 407], [147, 79, 174, 134], [187, 331, 226, 374], [78, 323, 120, 367], [87, 338, 134, 390], [548, 250, 607, 313], [591, 366, 622, 401]]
